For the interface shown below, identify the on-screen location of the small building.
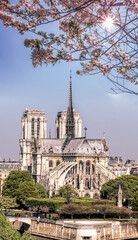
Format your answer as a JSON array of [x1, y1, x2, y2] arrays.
[[108, 156, 137, 177]]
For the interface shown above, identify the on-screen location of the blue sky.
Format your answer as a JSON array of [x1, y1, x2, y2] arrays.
[[0, 23, 138, 162]]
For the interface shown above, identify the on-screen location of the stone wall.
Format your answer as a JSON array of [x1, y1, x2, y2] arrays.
[[12, 218, 138, 240], [31, 219, 77, 239]]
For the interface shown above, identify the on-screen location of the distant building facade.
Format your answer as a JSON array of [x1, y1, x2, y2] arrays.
[[108, 156, 138, 177], [20, 78, 116, 198], [0, 158, 19, 191]]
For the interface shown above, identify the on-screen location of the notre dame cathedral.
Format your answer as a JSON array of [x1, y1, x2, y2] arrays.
[[20, 77, 115, 198]]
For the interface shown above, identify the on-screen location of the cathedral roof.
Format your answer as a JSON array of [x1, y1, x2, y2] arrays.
[[41, 137, 106, 155], [42, 139, 64, 154], [63, 138, 105, 155]]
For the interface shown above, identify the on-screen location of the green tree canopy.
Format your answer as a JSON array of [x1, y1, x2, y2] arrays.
[[21, 231, 35, 240], [2, 171, 39, 203], [131, 191, 138, 211], [101, 175, 138, 205], [0, 196, 18, 209], [35, 183, 47, 198], [17, 181, 39, 203], [0, 214, 35, 240], [58, 184, 76, 198], [0, 214, 19, 240]]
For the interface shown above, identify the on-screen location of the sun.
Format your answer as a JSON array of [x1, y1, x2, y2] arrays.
[[103, 16, 115, 30]]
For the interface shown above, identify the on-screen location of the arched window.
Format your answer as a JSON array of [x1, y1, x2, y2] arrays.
[[49, 160, 53, 168], [79, 161, 83, 173], [56, 160, 60, 166], [86, 161, 90, 174], [23, 125, 25, 139], [37, 118, 40, 138], [85, 178, 90, 189], [92, 164, 95, 174], [31, 118, 34, 138]]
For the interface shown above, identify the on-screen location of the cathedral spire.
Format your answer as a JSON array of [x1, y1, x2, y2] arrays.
[[68, 70, 73, 110], [66, 71, 75, 140]]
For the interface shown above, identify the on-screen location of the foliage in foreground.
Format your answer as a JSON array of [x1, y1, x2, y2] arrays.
[[101, 175, 138, 205], [1, 0, 137, 94], [2, 171, 39, 203], [0, 214, 35, 240]]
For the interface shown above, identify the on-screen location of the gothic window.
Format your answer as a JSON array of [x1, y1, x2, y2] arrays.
[[85, 178, 90, 189], [92, 164, 95, 174], [79, 161, 83, 173], [37, 118, 40, 138], [31, 118, 34, 138], [49, 160, 53, 168], [56, 160, 60, 166], [75, 165, 77, 174], [86, 161, 90, 174], [23, 125, 25, 139]]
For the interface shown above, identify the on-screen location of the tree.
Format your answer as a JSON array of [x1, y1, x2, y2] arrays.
[[58, 184, 76, 199], [2, 171, 32, 198], [131, 191, 138, 211], [109, 181, 131, 204], [58, 203, 131, 219], [0, 1, 137, 94], [21, 231, 35, 240], [101, 175, 138, 206], [2, 171, 39, 203], [35, 183, 47, 198], [0, 214, 19, 240], [0, 196, 18, 209], [59, 203, 85, 219], [0, 214, 35, 240], [17, 181, 39, 203]]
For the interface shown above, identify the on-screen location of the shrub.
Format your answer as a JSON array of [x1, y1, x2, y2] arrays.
[[131, 211, 138, 219], [58, 204, 132, 219]]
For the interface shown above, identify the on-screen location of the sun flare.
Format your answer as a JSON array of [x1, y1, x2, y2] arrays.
[[103, 16, 114, 30]]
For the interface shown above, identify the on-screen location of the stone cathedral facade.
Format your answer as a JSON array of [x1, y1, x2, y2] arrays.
[[20, 79, 115, 198]]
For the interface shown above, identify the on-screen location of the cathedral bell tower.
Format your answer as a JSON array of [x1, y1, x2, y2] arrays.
[[55, 75, 82, 139], [66, 73, 75, 140], [19, 108, 47, 171]]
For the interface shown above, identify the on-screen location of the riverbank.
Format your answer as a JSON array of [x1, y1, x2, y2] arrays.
[[11, 217, 137, 240]]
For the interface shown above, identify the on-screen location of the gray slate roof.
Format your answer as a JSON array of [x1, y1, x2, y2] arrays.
[[42, 138, 105, 155], [63, 138, 105, 154], [42, 139, 64, 153]]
